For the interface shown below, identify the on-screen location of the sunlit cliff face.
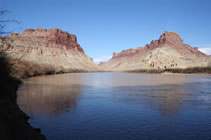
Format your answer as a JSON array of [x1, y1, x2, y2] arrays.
[[2, 28, 99, 78], [99, 31, 209, 71]]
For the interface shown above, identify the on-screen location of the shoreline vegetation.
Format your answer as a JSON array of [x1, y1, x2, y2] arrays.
[[0, 53, 46, 140], [8, 59, 91, 79], [127, 67, 211, 74]]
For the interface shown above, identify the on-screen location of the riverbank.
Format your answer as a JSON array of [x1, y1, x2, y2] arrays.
[[0, 54, 46, 140], [127, 67, 211, 75], [8, 59, 91, 79]]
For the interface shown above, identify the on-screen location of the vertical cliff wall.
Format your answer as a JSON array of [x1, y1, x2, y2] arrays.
[[1, 28, 99, 77]]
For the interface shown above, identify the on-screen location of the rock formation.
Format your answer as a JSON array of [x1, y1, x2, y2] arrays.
[[99, 31, 209, 71], [1, 28, 99, 78], [208, 57, 211, 67]]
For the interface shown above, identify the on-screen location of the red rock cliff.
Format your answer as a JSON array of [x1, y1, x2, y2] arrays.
[[100, 31, 209, 71], [2, 28, 99, 77]]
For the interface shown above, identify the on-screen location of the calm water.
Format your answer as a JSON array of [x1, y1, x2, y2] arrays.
[[17, 73, 211, 140]]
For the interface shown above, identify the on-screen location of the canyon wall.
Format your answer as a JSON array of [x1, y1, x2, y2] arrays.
[[1, 28, 99, 78], [1, 29, 209, 74], [99, 31, 209, 71]]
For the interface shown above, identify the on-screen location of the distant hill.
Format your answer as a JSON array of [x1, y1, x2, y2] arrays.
[[99, 31, 209, 71]]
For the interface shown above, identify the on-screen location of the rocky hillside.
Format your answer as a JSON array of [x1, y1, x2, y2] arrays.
[[1, 28, 99, 78], [99, 31, 209, 71]]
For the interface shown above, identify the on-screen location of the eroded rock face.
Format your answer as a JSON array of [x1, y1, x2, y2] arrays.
[[99, 31, 209, 71], [208, 57, 211, 67], [2, 28, 99, 77]]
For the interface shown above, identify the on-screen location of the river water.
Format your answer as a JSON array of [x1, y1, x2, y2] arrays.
[[17, 73, 211, 140]]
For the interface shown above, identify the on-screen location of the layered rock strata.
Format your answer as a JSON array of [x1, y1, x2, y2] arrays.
[[1, 28, 99, 78], [99, 31, 209, 71]]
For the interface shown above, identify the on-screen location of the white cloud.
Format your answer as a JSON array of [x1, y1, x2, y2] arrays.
[[199, 48, 211, 55], [93, 56, 112, 64]]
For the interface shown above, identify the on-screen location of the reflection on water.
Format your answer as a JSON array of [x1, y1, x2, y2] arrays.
[[111, 84, 187, 117], [17, 73, 211, 140], [18, 84, 81, 116]]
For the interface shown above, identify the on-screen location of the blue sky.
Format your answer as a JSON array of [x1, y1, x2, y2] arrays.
[[1, 0, 211, 63]]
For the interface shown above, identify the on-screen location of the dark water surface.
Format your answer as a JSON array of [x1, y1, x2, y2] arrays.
[[17, 73, 211, 140]]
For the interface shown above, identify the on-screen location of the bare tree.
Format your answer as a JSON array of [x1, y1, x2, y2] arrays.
[[0, 10, 24, 63], [0, 10, 20, 36], [0, 9, 20, 52], [0, 10, 10, 36], [0, 10, 24, 78], [0, 10, 11, 51]]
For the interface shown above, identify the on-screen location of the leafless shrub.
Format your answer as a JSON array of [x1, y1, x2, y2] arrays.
[[0, 10, 20, 36], [0, 9, 20, 52], [128, 67, 211, 74], [0, 9, 23, 78]]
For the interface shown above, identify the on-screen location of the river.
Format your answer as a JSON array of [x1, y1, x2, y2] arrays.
[[17, 72, 211, 140]]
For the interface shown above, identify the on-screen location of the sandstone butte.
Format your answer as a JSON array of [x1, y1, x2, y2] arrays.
[[1, 28, 99, 78], [1, 29, 211, 76], [99, 31, 211, 71]]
